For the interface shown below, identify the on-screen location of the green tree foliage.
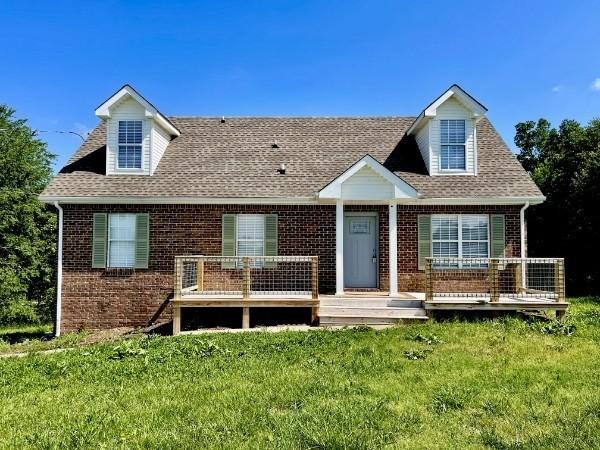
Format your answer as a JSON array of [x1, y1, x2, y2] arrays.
[[515, 118, 600, 294], [0, 105, 56, 324]]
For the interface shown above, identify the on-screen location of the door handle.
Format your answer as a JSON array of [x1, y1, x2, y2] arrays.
[[372, 250, 377, 264]]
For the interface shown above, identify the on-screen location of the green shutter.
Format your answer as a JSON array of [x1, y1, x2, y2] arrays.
[[134, 213, 150, 269], [490, 214, 506, 258], [418, 215, 431, 270], [92, 213, 107, 268], [263, 214, 278, 269], [222, 214, 237, 269]]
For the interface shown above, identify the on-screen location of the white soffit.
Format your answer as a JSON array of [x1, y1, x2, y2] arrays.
[[94, 84, 180, 137], [407, 84, 488, 135], [318, 154, 419, 200]]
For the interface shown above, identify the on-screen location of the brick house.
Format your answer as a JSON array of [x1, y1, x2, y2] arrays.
[[40, 84, 553, 335]]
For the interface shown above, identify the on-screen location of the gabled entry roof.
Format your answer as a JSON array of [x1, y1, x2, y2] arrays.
[[318, 155, 419, 201]]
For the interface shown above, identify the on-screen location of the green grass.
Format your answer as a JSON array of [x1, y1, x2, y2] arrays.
[[0, 323, 91, 354], [1, 298, 599, 449]]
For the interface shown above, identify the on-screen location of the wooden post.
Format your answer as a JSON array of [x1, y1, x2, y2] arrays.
[[173, 305, 181, 335], [311, 256, 319, 325], [174, 258, 182, 300], [425, 259, 433, 302], [196, 260, 204, 292], [242, 257, 250, 328], [514, 261, 523, 294], [555, 259, 565, 303], [489, 258, 499, 303]]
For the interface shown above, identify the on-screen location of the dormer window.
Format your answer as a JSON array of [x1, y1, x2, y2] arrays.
[[440, 119, 466, 171], [117, 120, 143, 169], [440, 119, 467, 170]]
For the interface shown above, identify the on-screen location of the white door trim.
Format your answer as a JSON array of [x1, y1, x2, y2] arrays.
[[343, 211, 379, 289]]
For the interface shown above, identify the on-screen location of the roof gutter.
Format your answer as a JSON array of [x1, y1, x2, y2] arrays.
[[38, 195, 546, 206], [53, 201, 63, 337]]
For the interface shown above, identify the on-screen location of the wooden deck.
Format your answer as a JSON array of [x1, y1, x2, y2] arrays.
[[171, 256, 568, 334]]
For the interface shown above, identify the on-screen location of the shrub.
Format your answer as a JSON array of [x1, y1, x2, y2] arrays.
[[0, 298, 40, 325]]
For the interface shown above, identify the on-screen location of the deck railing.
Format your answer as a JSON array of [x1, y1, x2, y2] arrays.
[[424, 257, 565, 303], [174, 255, 319, 299]]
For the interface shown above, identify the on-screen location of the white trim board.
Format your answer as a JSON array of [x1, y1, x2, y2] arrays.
[[95, 85, 180, 137], [39, 195, 545, 206]]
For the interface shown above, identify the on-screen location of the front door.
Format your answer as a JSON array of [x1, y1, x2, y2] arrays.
[[344, 214, 377, 288]]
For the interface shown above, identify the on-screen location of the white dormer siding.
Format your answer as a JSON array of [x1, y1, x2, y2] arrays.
[[106, 97, 151, 175], [150, 122, 170, 175], [408, 85, 487, 177], [96, 85, 180, 176], [429, 98, 476, 175]]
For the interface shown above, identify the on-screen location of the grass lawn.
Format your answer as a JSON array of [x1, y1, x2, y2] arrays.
[[1, 298, 599, 449]]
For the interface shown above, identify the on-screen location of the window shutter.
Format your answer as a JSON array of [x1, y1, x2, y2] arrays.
[[263, 214, 278, 268], [134, 213, 150, 269], [222, 214, 237, 269], [92, 213, 107, 268], [418, 215, 431, 270], [490, 214, 506, 258]]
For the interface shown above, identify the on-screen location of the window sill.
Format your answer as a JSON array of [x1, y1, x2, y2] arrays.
[[102, 267, 136, 277]]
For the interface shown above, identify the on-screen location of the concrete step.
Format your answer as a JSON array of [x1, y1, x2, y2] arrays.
[[318, 306, 427, 318], [319, 298, 423, 308]]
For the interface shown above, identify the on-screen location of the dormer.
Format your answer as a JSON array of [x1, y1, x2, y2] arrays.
[[407, 85, 487, 176], [95, 85, 180, 175]]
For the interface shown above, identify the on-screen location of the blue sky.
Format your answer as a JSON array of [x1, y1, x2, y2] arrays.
[[1, 0, 600, 171]]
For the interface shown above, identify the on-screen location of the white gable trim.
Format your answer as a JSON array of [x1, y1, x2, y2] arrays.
[[95, 85, 180, 137], [407, 84, 487, 135], [318, 155, 419, 200]]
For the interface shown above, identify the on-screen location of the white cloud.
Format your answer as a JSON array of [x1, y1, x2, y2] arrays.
[[591, 78, 600, 91], [551, 85, 563, 92]]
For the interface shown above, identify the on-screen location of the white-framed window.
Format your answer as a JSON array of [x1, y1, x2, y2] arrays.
[[108, 214, 136, 268], [236, 214, 265, 267], [432, 214, 489, 267], [117, 120, 143, 169], [440, 119, 466, 170]]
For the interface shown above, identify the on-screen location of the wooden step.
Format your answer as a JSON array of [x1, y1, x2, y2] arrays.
[[319, 298, 423, 308], [318, 306, 427, 317]]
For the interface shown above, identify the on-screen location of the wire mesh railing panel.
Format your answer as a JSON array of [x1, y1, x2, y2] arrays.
[[174, 256, 317, 298], [425, 257, 565, 302]]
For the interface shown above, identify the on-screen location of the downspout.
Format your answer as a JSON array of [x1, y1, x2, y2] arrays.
[[53, 201, 63, 337]]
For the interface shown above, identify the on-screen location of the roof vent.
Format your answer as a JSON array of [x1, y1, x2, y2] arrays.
[[271, 140, 279, 149], [220, 116, 225, 123], [277, 163, 286, 175]]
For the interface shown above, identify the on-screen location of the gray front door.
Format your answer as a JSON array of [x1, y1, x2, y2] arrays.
[[344, 215, 377, 288]]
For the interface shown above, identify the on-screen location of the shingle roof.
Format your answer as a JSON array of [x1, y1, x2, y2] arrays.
[[41, 116, 542, 200]]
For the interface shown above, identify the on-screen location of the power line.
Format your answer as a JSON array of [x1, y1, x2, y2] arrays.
[[0, 128, 87, 141], [37, 130, 86, 141]]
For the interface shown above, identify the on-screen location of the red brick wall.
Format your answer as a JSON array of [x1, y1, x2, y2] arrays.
[[396, 205, 522, 291], [60, 203, 522, 331]]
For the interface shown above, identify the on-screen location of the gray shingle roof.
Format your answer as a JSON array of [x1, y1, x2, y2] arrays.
[[41, 116, 542, 200]]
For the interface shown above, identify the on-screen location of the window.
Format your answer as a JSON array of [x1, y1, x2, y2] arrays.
[[237, 215, 265, 267], [432, 215, 489, 267], [118, 120, 143, 169], [108, 214, 136, 268], [440, 119, 466, 170]]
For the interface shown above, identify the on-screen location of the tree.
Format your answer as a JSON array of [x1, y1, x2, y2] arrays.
[[0, 105, 56, 324], [515, 118, 600, 294]]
